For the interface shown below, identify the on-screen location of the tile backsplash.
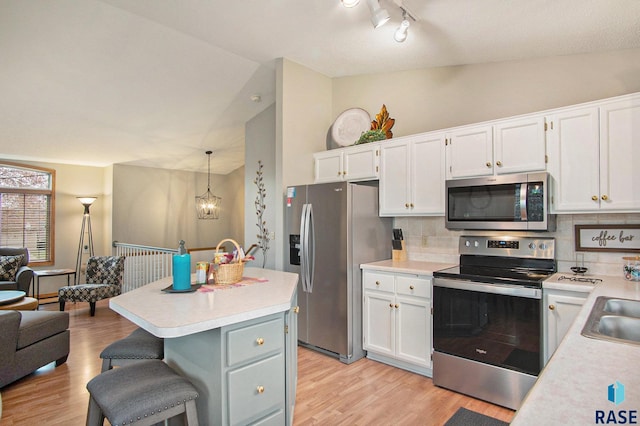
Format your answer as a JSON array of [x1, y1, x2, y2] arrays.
[[394, 213, 640, 277]]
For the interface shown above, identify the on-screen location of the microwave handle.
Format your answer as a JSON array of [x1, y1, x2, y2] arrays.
[[520, 184, 528, 221]]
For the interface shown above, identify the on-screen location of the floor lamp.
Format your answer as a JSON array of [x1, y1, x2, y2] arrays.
[[75, 197, 96, 285]]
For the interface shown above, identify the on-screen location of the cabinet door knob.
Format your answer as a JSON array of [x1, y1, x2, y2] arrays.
[[375, 280, 380, 286], [337, 171, 341, 176], [256, 337, 265, 345], [592, 195, 598, 201], [257, 386, 265, 394], [409, 285, 415, 290], [548, 304, 555, 310], [395, 304, 399, 309], [389, 303, 394, 308], [293, 306, 300, 314], [343, 171, 347, 175], [405, 203, 410, 208], [496, 161, 502, 166], [486, 162, 492, 168], [601, 195, 608, 201], [410, 203, 414, 208]]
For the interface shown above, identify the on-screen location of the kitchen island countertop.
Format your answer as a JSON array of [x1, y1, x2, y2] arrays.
[[110, 266, 298, 338], [361, 259, 456, 275], [512, 274, 640, 425]]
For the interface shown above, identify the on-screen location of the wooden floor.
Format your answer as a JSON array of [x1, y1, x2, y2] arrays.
[[1, 299, 514, 425]]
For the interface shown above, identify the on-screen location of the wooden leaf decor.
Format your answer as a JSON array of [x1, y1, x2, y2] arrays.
[[370, 104, 395, 139]]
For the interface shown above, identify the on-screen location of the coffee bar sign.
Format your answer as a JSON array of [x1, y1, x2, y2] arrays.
[[575, 225, 640, 252]]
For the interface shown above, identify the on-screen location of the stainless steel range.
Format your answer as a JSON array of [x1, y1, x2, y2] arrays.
[[432, 235, 556, 410]]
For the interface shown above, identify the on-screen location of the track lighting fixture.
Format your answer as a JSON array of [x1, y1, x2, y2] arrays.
[[341, 0, 419, 42], [341, 0, 360, 7], [394, 14, 410, 42], [366, 0, 390, 28]]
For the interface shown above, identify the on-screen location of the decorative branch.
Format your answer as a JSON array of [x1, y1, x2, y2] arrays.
[[254, 160, 270, 268]]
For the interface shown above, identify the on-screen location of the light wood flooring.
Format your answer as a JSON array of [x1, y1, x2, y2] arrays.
[[1, 299, 514, 425]]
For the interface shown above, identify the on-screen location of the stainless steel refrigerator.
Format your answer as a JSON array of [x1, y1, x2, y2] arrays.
[[284, 181, 392, 364]]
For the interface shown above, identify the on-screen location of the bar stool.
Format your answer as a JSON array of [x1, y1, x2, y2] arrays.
[[86, 359, 199, 426], [100, 327, 164, 372]]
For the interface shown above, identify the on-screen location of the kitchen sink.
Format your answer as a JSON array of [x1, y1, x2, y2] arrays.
[[581, 296, 640, 346], [603, 298, 640, 318], [597, 316, 640, 342]]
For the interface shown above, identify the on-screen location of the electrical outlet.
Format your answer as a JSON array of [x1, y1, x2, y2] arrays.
[[269, 232, 276, 241], [422, 236, 428, 247]]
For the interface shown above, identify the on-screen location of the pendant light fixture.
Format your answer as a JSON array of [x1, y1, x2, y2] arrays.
[[195, 150, 221, 219]]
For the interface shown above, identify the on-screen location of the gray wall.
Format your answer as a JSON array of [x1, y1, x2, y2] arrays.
[[245, 104, 276, 269], [112, 164, 244, 251]]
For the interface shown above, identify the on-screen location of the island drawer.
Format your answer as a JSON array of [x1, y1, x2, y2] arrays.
[[228, 352, 285, 425], [226, 316, 284, 367]]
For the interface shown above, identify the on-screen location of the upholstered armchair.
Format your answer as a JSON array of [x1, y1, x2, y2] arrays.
[[0, 248, 33, 295], [58, 256, 125, 316]]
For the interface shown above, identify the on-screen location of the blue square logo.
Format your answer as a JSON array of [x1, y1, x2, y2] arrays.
[[608, 381, 625, 406]]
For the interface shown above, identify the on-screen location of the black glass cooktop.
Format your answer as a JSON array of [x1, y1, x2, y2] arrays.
[[434, 255, 556, 288]]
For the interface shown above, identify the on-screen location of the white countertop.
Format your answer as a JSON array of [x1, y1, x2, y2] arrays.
[[109, 267, 298, 338], [513, 274, 640, 425], [543, 272, 600, 293], [361, 259, 456, 275]]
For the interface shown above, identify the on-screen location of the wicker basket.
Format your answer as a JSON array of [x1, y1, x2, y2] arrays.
[[214, 239, 244, 285]]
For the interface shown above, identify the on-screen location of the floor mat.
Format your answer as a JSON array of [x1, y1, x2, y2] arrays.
[[444, 407, 509, 426]]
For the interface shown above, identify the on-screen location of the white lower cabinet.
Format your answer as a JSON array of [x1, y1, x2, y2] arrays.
[[543, 289, 589, 365], [363, 270, 432, 376]]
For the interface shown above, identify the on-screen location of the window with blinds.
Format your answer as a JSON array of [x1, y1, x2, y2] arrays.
[[0, 163, 55, 264]]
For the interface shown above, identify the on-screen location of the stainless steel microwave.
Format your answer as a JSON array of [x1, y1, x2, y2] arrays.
[[445, 172, 555, 231]]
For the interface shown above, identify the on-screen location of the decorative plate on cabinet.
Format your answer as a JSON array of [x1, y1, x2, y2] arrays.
[[330, 108, 371, 148]]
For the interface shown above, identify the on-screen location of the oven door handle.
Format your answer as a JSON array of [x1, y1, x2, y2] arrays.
[[434, 277, 542, 299]]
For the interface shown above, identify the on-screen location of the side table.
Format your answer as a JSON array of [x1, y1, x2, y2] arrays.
[[0, 297, 39, 311], [33, 269, 77, 302]]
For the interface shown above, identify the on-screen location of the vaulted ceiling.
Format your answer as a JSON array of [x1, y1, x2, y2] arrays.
[[1, 0, 638, 174]]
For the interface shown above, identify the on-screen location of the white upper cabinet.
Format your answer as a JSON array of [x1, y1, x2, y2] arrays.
[[598, 96, 640, 211], [493, 116, 547, 175], [314, 143, 379, 183], [446, 124, 493, 179], [446, 116, 546, 179], [548, 93, 640, 213], [312, 91, 640, 215], [379, 132, 446, 216], [546, 106, 600, 212]]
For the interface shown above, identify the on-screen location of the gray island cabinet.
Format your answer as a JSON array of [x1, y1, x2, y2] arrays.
[[110, 267, 299, 426]]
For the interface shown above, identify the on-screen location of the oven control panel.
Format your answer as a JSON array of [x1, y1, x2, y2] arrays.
[[460, 236, 555, 259], [487, 240, 519, 249]]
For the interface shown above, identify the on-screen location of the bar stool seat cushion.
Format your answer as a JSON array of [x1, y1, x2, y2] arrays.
[[86, 360, 198, 426], [100, 328, 164, 361]]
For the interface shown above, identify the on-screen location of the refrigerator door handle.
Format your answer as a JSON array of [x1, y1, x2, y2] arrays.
[[299, 203, 309, 292], [307, 203, 315, 293]]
